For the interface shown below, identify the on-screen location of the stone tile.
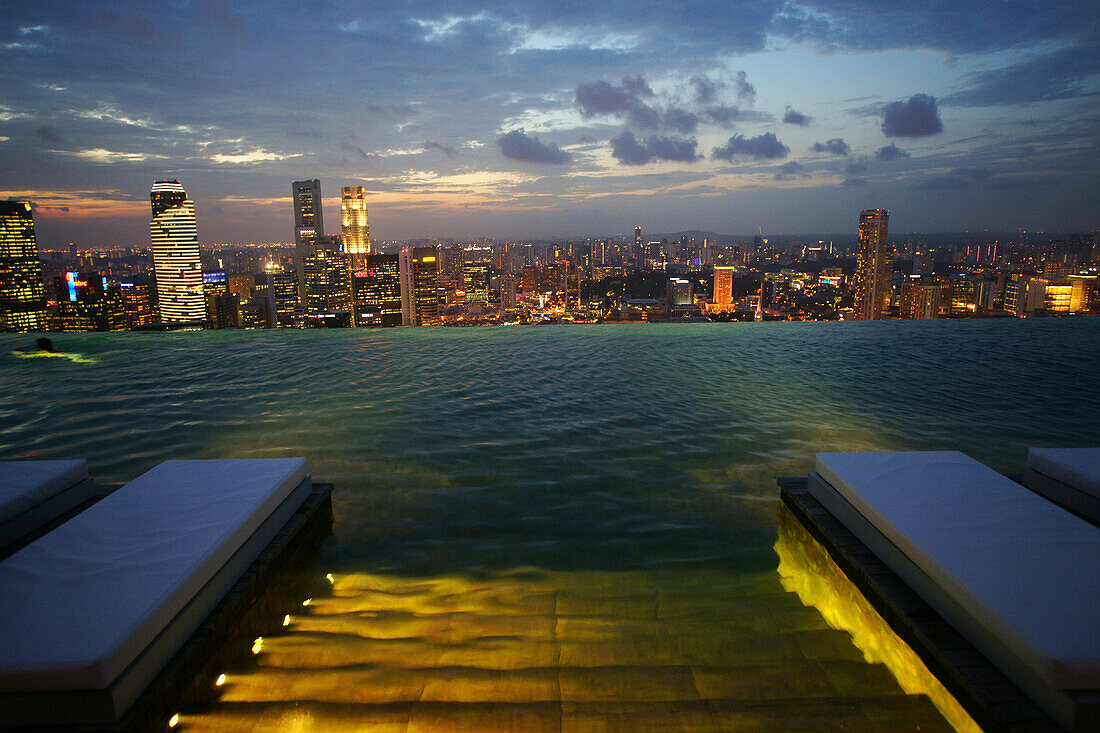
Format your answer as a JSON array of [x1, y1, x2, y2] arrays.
[[561, 701, 717, 733], [818, 660, 906, 697], [419, 666, 559, 703], [407, 702, 561, 733], [559, 666, 700, 703], [857, 694, 957, 732], [791, 629, 869, 663], [691, 664, 836, 701], [256, 634, 445, 670], [219, 667, 426, 704], [435, 638, 559, 670], [706, 697, 878, 732]]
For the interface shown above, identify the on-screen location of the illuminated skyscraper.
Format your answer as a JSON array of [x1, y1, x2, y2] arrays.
[[399, 246, 440, 326], [634, 226, 642, 268], [54, 272, 127, 332], [293, 179, 325, 304], [301, 238, 351, 316], [712, 266, 733, 308], [0, 201, 49, 332], [341, 186, 370, 269], [149, 180, 205, 324], [352, 254, 401, 327], [853, 209, 892, 320]]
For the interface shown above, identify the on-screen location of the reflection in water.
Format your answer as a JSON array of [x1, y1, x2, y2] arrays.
[[774, 505, 980, 733], [183, 564, 957, 731]]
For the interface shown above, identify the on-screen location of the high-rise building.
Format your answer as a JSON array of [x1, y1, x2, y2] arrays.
[[351, 254, 401, 327], [341, 186, 370, 270], [852, 209, 892, 320], [300, 236, 351, 316], [119, 281, 155, 329], [150, 180, 205, 325], [666, 278, 693, 306], [0, 201, 49, 332], [54, 272, 127, 332], [265, 269, 300, 327], [399, 246, 440, 326], [293, 179, 325, 305], [634, 227, 643, 268], [712, 266, 733, 308]]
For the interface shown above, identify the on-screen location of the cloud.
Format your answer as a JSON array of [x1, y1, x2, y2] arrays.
[[712, 133, 789, 161], [774, 161, 809, 180], [914, 166, 994, 191], [610, 130, 699, 165], [662, 107, 698, 134], [810, 138, 850, 156], [210, 149, 300, 164], [36, 125, 62, 143], [497, 128, 571, 164], [690, 75, 720, 104], [423, 140, 458, 157], [844, 161, 868, 175], [945, 44, 1100, 106], [783, 107, 811, 126], [841, 178, 869, 187], [575, 76, 664, 130], [874, 143, 910, 161], [339, 142, 371, 160], [732, 70, 755, 104], [882, 94, 943, 137]]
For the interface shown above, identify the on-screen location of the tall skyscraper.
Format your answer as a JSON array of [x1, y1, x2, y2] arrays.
[[293, 179, 325, 305], [150, 180, 205, 325], [301, 238, 351, 316], [0, 201, 49, 332], [853, 209, 892, 320], [712, 266, 733, 308], [399, 246, 440, 326], [351, 254, 401, 327], [341, 186, 370, 269], [634, 226, 643, 268]]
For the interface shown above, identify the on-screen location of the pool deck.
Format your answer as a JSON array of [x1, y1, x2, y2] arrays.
[[778, 476, 1056, 732]]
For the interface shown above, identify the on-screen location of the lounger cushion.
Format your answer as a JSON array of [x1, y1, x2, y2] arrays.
[[815, 451, 1100, 690], [0, 458, 307, 692], [0, 459, 89, 525], [1027, 447, 1100, 499]]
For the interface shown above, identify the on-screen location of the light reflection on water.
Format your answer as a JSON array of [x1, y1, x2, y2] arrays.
[[2, 320, 1098, 729]]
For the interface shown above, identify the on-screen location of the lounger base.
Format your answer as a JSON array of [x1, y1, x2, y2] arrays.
[[0, 477, 98, 558], [779, 476, 1060, 732], [1023, 468, 1100, 527], [0, 481, 333, 731]]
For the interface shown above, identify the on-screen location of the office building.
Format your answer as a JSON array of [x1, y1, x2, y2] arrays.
[[341, 186, 370, 270], [150, 180, 205, 325], [351, 254, 401, 327], [292, 179, 325, 303], [900, 279, 949, 319], [301, 236, 351, 316], [853, 209, 892, 320], [119, 281, 155, 329], [202, 271, 239, 329], [712, 266, 733, 309], [399, 246, 440, 326], [666, 278, 693, 306], [463, 261, 491, 304], [54, 272, 127, 332], [265, 269, 300, 327], [0, 201, 50, 332], [634, 227, 643, 268]]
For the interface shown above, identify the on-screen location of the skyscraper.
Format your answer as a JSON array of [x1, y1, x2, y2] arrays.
[[853, 209, 892, 320], [150, 180, 205, 325], [293, 179, 325, 305], [301, 239, 351, 316], [341, 186, 370, 268], [351, 254, 401, 327], [0, 201, 49, 332], [634, 226, 643, 268], [712, 266, 733, 308], [399, 246, 440, 326]]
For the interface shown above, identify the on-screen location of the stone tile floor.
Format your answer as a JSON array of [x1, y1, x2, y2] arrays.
[[181, 567, 958, 732]]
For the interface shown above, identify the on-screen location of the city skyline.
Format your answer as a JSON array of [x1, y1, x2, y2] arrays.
[[0, 2, 1096, 248]]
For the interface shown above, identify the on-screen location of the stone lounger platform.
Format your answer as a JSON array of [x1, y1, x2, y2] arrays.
[[799, 450, 1099, 732], [0, 459, 98, 556], [1024, 447, 1100, 526], [0, 457, 317, 728]]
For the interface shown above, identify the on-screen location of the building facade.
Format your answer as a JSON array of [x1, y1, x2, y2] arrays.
[[853, 209, 892, 320], [399, 246, 440, 326], [341, 186, 370, 271], [351, 254, 402, 327], [293, 179, 325, 304], [0, 201, 49, 332], [149, 180, 205, 325], [54, 272, 127, 332]]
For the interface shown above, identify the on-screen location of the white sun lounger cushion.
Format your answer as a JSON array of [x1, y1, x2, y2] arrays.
[[0, 457, 307, 692], [0, 459, 89, 525], [815, 450, 1100, 691], [1027, 447, 1100, 500]]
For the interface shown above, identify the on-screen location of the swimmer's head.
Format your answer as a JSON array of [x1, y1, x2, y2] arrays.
[[35, 337, 54, 352]]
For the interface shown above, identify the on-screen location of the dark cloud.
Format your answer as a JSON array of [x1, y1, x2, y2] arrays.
[[339, 142, 371, 160], [774, 161, 809, 180], [701, 106, 741, 127], [712, 133, 789, 161], [690, 75, 721, 104], [363, 103, 418, 122], [423, 140, 458, 157], [662, 107, 699, 134], [575, 79, 636, 116], [36, 125, 61, 143], [610, 130, 699, 165], [882, 94, 943, 137], [945, 44, 1100, 106], [810, 138, 850, 156], [783, 107, 811, 126], [732, 70, 756, 104], [844, 161, 868, 175], [874, 143, 910, 162], [914, 166, 993, 191], [497, 128, 571, 164], [621, 75, 654, 99], [841, 177, 869, 187]]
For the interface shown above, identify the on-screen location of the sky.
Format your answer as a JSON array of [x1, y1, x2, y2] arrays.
[[1, 0, 1097, 247]]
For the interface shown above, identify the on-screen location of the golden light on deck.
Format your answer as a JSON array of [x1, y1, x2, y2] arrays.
[[325, 573, 334, 585], [282, 614, 291, 626], [251, 637, 263, 655], [168, 712, 180, 728], [215, 673, 226, 687], [302, 598, 312, 607]]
